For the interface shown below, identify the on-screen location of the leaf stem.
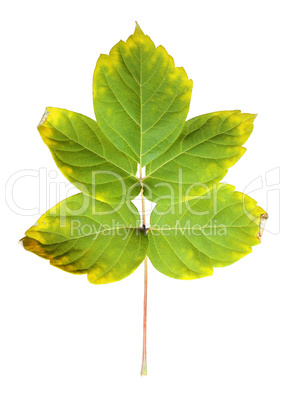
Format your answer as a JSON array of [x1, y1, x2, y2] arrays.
[[140, 255, 148, 376], [140, 168, 148, 376]]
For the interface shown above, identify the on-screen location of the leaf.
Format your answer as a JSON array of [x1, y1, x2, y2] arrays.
[[38, 107, 140, 204], [21, 24, 266, 284], [21, 193, 148, 284], [147, 184, 265, 280], [93, 23, 193, 166], [21, 23, 267, 375], [144, 111, 256, 202], [21, 24, 266, 285]]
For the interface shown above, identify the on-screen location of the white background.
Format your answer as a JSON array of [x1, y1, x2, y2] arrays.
[[1, 1, 284, 401]]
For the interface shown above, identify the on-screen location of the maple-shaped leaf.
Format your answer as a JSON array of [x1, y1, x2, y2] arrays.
[[20, 23, 267, 375]]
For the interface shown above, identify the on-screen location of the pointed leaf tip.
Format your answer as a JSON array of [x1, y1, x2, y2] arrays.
[[257, 212, 268, 242], [18, 238, 24, 248], [134, 21, 144, 35], [38, 108, 49, 127]]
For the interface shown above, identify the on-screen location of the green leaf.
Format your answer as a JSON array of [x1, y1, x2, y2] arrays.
[[20, 24, 267, 376], [147, 184, 265, 280], [144, 111, 256, 202], [21, 193, 148, 284], [21, 25, 266, 284], [93, 23, 193, 166], [38, 107, 140, 204]]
